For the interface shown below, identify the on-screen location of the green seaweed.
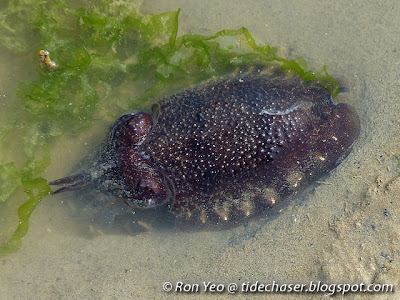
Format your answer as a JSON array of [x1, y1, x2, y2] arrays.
[[0, 0, 340, 255]]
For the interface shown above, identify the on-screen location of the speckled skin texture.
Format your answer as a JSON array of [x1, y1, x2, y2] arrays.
[[51, 66, 360, 226]]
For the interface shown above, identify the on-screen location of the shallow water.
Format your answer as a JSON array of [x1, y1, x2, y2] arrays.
[[1, 0, 400, 299]]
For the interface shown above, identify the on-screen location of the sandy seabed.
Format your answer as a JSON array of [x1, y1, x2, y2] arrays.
[[1, 0, 400, 299]]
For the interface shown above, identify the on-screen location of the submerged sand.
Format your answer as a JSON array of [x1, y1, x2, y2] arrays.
[[1, 0, 400, 299]]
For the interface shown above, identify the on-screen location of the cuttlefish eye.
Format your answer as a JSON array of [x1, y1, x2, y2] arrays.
[[111, 111, 170, 209], [113, 112, 154, 148], [126, 113, 153, 142], [125, 173, 169, 209]]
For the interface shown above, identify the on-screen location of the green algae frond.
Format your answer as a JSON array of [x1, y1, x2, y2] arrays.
[[0, 0, 340, 255]]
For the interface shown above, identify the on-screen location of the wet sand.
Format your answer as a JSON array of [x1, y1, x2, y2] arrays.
[[1, 0, 400, 299]]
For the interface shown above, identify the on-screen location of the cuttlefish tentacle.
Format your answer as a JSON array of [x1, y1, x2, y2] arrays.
[[49, 173, 90, 195]]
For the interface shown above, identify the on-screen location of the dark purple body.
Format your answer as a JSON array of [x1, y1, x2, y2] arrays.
[[50, 66, 360, 226]]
